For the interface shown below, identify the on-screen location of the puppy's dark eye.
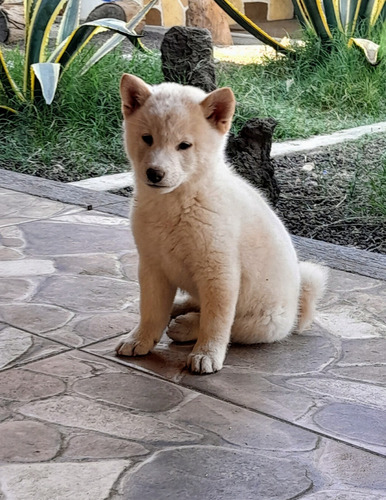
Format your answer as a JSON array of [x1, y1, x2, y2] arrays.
[[177, 142, 192, 151], [142, 135, 153, 146]]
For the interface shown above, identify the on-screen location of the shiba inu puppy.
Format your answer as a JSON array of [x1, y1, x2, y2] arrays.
[[115, 74, 328, 374]]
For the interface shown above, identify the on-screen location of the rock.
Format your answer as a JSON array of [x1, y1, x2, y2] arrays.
[[226, 118, 280, 205], [186, 0, 233, 46], [161, 26, 217, 92], [86, 0, 145, 34]]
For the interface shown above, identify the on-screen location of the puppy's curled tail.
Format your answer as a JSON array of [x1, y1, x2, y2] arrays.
[[297, 261, 328, 332]]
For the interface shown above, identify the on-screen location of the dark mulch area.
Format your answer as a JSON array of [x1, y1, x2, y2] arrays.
[[274, 136, 386, 254], [111, 135, 386, 255]]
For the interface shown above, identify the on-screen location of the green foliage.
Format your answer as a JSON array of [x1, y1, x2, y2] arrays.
[[213, 0, 386, 63], [0, 0, 156, 111], [217, 31, 386, 138], [0, 49, 163, 181]]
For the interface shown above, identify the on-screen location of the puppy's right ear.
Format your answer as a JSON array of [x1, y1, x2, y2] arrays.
[[120, 74, 151, 118]]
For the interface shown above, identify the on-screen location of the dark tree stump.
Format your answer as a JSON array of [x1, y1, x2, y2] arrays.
[[0, 4, 24, 44], [226, 118, 281, 205], [161, 26, 217, 92], [86, 0, 145, 33]]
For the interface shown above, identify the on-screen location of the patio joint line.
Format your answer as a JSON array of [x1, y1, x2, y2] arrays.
[[80, 348, 386, 460]]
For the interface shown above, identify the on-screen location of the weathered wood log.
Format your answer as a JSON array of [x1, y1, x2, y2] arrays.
[[226, 118, 280, 206], [0, 3, 24, 44], [86, 0, 145, 33], [186, 0, 232, 46]]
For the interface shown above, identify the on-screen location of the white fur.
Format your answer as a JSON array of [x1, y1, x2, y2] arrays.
[[115, 76, 328, 374]]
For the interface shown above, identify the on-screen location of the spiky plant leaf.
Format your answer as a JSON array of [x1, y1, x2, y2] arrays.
[[80, 0, 158, 76], [24, 0, 67, 92], [350, 37, 380, 64], [31, 62, 61, 104], [54, 18, 144, 70], [0, 104, 17, 114], [57, 0, 81, 45], [0, 48, 25, 101], [213, 0, 293, 53]]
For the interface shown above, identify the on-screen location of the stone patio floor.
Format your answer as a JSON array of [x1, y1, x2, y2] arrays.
[[0, 182, 385, 499]]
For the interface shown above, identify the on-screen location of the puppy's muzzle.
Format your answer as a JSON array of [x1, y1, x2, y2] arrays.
[[146, 167, 165, 185]]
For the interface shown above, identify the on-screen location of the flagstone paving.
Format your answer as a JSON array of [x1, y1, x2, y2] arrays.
[[0, 186, 385, 500]]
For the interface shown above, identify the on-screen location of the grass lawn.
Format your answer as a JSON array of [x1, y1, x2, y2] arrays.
[[1, 31, 386, 184]]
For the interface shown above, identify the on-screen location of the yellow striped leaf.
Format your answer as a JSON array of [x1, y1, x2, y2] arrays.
[[31, 62, 61, 104], [349, 37, 380, 64], [213, 0, 293, 53], [0, 48, 25, 101]]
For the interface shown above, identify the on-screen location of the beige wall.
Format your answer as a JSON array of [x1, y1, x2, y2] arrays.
[[80, 0, 294, 26]]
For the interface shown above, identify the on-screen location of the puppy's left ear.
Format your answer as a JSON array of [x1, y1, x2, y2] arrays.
[[200, 87, 236, 134]]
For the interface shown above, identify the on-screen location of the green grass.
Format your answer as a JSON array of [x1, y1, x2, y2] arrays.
[[218, 29, 386, 138], [0, 28, 386, 182], [0, 49, 163, 181]]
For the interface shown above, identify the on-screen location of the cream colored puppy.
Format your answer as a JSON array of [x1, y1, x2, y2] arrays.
[[115, 74, 328, 374]]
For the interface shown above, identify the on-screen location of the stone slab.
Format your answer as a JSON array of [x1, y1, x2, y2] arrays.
[[35, 276, 138, 312], [0, 461, 131, 500], [1, 350, 385, 498], [0, 421, 61, 462], [0, 259, 55, 277], [18, 395, 202, 444], [63, 433, 148, 459], [0, 278, 35, 301], [0, 188, 81, 225], [0, 303, 74, 334], [22, 220, 133, 256], [72, 371, 185, 412], [120, 446, 312, 500], [0, 368, 65, 401], [0, 327, 68, 370], [54, 254, 122, 277], [168, 393, 318, 452]]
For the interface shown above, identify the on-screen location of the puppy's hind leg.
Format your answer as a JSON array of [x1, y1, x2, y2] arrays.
[[167, 312, 200, 343], [171, 292, 200, 319]]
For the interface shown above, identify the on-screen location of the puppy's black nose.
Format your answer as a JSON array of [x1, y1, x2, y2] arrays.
[[146, 167, 165, 184]]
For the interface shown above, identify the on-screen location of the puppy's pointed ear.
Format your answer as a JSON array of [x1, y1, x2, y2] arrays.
[[200, 87, 235, 134], [120, 73, 152, 118]]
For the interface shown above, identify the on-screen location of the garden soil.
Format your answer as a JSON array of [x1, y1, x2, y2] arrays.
[[112, 135, 386, 255]]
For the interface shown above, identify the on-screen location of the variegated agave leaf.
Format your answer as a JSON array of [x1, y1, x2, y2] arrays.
[[80, 0, 158, 76], [31, 62, 61, 104]]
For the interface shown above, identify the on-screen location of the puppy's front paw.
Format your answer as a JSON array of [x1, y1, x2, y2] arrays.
[[115, 333, 154, 357], [187, 351, 224, 374]]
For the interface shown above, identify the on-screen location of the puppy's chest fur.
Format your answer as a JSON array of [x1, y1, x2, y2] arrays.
[[132, 195, 227, 293]]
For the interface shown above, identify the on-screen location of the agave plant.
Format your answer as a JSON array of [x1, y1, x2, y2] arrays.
[[214, 0, 386, 64], [0, 0, 157, 113]]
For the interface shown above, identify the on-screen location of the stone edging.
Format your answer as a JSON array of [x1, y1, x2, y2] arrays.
[[67, 121, 386, 192], [1, 168, 385, 281], [271, 121, 386, 157]]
